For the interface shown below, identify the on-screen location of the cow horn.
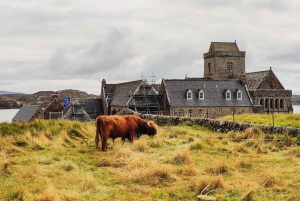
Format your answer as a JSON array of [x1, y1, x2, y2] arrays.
[[147, 122, 152, 127]]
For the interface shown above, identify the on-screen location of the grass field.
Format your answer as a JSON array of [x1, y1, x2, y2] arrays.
[[1, 119, 300, 200], [219, 113, 300, 127]]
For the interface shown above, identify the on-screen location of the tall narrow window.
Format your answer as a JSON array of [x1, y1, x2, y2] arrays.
[[208, 63, 211, 73], [227, 62, 233, 70], [189, 109, 194, 117], [179, 109, 184, 117]]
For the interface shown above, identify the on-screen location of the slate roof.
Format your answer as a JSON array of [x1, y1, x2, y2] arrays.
[[83, 99, 103, 115], [12, 105, 40, 122], [244, 70, 269, 90], [209, 42, 239, 52], [163, 79, 252, 107], [109, 80, 145, 106]]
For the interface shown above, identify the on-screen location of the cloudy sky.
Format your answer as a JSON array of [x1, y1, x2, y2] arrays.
[[1, 0, 300, 95]]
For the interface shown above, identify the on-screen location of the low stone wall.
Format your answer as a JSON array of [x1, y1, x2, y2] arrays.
[[117, 108, 300, 135], [141, 114, 300, 136]]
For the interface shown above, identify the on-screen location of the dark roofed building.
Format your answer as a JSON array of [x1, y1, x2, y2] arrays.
[[43, 92, 64, 119], [161, 79, 252, 118], [244, 68, 293, 113], [82, 98, 103, 119], [101, 79, 165, 115], [12, 105, 43, 122], [62, 101, 92, 122]]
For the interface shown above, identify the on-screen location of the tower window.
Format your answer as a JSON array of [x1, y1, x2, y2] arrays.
[[208, 63, 211, 73], [227, 62, 233, 70]]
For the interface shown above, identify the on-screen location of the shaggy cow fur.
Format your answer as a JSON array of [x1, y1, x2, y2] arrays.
[[95, 115, 157, 151]]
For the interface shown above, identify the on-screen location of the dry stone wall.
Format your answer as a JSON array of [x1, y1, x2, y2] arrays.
[[117, 108, 300, 135]]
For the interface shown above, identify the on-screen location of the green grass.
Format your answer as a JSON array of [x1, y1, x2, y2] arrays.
[[219, 113, 300, 127], [0, 119, 300, 200]]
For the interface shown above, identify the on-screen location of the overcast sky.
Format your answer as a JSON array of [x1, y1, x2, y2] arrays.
[[1, 0, 300, 95]]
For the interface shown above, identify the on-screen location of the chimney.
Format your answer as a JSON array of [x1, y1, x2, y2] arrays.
[[101, 79, 106, 98], [51, 92, 58, 102]]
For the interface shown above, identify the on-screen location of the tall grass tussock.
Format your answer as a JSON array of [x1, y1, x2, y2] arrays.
[[1, 117, 300, 200]]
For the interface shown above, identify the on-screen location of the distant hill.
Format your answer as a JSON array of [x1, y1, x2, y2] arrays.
[[0, 90, 23, 95], [292, 94, 300, 98], [0, 89, 98, 109], [292, 94, 300, 105]]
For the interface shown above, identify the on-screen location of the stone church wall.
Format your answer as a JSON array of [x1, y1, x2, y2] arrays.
[[204, 55, 245, 80]]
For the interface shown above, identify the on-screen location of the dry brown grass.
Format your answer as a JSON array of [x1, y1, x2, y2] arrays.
[[194, 175, 225, 195], [173, 148, 191, 165], [1, 120, 300, 200], [205, 161, 231, 175]]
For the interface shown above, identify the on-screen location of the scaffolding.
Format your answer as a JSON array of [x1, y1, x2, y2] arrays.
[[141, 72, 156, 85], [127, 82, 165, 115]]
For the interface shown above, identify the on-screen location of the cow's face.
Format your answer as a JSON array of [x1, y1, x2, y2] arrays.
[[146, 121, 157, 136]]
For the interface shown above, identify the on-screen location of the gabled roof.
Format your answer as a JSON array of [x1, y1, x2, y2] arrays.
[[12, 105, 40, 122], [109, 80, 145, 106], [83, 99, 103, 115], [245, 69, 284, 90], [209, 42, 239, 52], [244, 70, 269, 89], [163, 79, 252, 107]]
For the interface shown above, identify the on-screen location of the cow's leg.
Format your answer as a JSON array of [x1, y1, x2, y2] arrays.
[[95, 121, 100, 149], [101, 133, 109, 151], [129, 132, 136, 144]]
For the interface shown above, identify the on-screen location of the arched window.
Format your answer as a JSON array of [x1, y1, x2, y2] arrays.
[[280, 99, 284, 109], [260, 99, 264, 106], [275, 99, 279, 109], [265, 98, 269, 109], [270, 99, 274, 109]]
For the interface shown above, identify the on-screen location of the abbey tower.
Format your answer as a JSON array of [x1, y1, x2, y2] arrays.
[[203, 42, 245, 80]]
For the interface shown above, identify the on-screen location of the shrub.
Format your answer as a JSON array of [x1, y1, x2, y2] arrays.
[[194, 175, 225, 195], [131, 140, 148, 152], [190, 142, 205, 150], [205, 162, 229, 175], [173, 149, 191, 165]]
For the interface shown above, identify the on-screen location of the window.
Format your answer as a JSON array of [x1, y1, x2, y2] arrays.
[[186, 89, 193, 99], [199, 109, 203, 116], [179, 109, 184, 117], [236, 89, 242, 100], [225, 89, 231, 100], [260, 99, 264, 106], [198, 89, 204, 100], [227, 93, 230, 99], [208, 63, 211, 73], [219, 108, 222, 114], [227, 62, 233, 70], [189, 109, 194, 117]]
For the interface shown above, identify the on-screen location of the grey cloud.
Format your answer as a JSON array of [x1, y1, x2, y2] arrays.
[[44, 28, 135, 79]]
